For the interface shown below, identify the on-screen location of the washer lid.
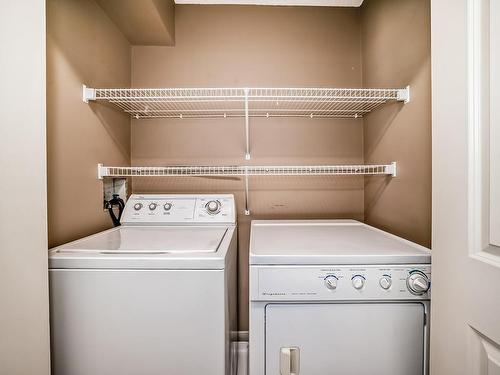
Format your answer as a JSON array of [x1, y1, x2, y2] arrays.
[[49, 225, 234, 269], [250, 220, 431, 265]]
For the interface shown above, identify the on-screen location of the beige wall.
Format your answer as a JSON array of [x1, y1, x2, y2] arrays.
[[47, 0, 131, 247], [361, 0, 432, 247], [131, 5, 364, 329], [0, 1, 50, 373], [46, 2, 432, 332]]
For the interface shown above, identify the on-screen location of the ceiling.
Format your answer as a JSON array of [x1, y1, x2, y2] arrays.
[[174, 0, 364, 6]]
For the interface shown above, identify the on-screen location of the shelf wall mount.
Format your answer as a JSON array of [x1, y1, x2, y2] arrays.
[[397, 85, 411, 104], [83, 85, 96, 104], [97, 162, 397, 215], [83, 85, 411, 159]]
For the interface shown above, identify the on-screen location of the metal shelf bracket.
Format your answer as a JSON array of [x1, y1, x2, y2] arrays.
[[244, 88, 250, 160], [244, 167, 250, 215]]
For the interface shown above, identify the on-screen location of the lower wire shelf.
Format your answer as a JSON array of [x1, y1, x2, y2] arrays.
[[97, 162, 397, 215], [98, 163, 397, 178]]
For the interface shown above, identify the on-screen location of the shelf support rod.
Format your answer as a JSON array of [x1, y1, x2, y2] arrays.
[[244, 166, 250, 215], [244, 88, 250, 160]]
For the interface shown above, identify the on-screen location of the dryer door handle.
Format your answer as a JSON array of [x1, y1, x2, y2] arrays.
[[280, 347, 300, 375]]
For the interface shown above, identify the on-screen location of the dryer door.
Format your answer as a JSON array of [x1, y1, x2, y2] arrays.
[[265, 303, 426, 375]]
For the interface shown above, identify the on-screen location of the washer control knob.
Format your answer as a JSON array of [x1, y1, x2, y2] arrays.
[[324, 275, 338, 290], [148, 203, 157, 211], [163, 203, 172, 211], [406, 271, 430, 295], [133, 203, 143, 211], [352, 275, 365, 290], [205, 200, 221, 215], [379, 276, 392, 290]]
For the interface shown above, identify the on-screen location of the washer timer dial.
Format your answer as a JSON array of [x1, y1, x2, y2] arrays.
[[205, 200, 221, 215], [406, 271, 430, 295]]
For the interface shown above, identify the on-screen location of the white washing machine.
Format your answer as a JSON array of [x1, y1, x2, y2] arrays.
[[49, 194, 237, 375], [249, 220, 431, 375]]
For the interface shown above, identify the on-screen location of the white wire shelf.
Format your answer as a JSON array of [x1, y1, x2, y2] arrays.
[[84, 86, 410, 119], [98, 162, 397, 215], [98, 163, 397, 179], [84, 86, 409, 159]]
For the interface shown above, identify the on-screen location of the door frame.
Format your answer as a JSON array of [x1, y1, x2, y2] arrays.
[[430, 0, 500, 373]]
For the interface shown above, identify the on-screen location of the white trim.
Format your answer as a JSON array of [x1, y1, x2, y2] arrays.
[[467, 0, 500, 258], [466, 0, 483, 254], [490, 0, 500, 246]]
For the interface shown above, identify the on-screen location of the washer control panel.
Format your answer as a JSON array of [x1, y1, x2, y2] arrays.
[[121, 194, 235, 224], [250, 264, 431, 301]]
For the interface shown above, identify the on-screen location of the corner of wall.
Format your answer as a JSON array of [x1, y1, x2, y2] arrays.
[[359, 0, 432, 247], [47, 0, 132, 247]]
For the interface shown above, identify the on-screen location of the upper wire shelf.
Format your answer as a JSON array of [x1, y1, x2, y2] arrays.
[[83, 86, 410, 120]]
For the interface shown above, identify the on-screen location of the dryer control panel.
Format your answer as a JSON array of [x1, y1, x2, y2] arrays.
[[250, 264, 431, 301], [121, 194, 236, 225]]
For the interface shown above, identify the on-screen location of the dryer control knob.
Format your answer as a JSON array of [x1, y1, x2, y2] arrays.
[[406, 271, 430, 295], [379, 276, 392, 290], [352, 275, 365, 290], [133, 203, 143, 211], [149, 203, 157, 210], [163, 203, 172, 211], [324, 275, 338, 290], [205, 200, 221, 215]]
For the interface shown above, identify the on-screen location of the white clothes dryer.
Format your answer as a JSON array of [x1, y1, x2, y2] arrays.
[[249, 220, 431, 375]]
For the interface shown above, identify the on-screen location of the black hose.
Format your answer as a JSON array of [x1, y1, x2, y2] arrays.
[[105, 194, 125, 227]]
